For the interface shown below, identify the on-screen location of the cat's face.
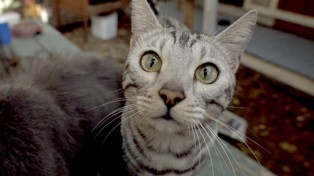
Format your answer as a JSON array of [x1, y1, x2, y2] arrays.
[[122, 0, 257, 133], [124, 30, 234, 133]]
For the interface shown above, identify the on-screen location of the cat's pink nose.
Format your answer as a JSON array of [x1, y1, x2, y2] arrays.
[[159, 89, 185, 109]]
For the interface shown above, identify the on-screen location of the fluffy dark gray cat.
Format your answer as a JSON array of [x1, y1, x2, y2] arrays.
[[0, 54, 124, 175]]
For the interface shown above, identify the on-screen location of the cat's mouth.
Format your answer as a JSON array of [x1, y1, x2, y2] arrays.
[[151, 111, 182, 125], [151, 111, 175, 121], [161, 113, 173, 120], [160, 112, 181, 125]]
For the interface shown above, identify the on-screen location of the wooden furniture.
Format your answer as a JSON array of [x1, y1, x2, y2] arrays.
[[275, 0, 314, 40], [178, 0, 218, 35], [55, 0, 121, 41], [182, 0, 195, 30]]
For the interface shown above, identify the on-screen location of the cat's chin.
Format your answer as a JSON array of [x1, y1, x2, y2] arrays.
[[161, 113, 173, 121], [146, 116, 189, 134]]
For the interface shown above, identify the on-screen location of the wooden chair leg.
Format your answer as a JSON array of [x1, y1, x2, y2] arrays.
[[83, 0, 89, 42], [176, 0, 181, 10], [83, 15, 88, 42], [183, 0, 195, 30], [55, 0, 62, 31]]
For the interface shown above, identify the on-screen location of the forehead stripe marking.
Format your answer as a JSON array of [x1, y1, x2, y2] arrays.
[[189, 39, 197, 48], [179, 32, 190, 46], [170, 30, 177, 44]]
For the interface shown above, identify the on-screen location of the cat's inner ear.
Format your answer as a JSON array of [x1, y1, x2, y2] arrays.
[[214, 10, 257, 72], [131, 0, 162, 34]]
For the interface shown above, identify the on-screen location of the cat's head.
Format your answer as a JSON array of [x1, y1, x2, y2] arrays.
[[122, 0, 257, 133]]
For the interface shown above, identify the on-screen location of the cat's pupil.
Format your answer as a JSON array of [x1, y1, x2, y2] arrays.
[[203, 67, 208, 78], [150, 58, 156, 67]]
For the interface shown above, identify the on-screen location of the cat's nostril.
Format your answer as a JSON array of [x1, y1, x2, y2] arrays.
[[159, 89, 185, 109], [174, 97, 183, 104], [160, 94, 167, 103]]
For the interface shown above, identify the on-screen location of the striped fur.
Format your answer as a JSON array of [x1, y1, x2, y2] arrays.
[[121, 0, 257, 175]]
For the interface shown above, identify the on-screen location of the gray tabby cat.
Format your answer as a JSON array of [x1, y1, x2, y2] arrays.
[[120, 0, 257, 175]]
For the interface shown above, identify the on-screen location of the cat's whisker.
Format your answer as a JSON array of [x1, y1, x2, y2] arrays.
[[204, 124, 240, 176], [208, 138, 228, 176], [100, 110, 141, 147], [196, 121, 215, 176], [205, 113, 270, 155], [192, 124, 203, 169], [216, 140, 248, 176], [226, 121, 271, 153], [93, 104, 132, 130], [198, 122, 228, 176], [222, 113, 270, 155], [190, 124, 198, 166], [227, 105, 247, 109], [88, 98, 126, 111], [123, 92, 138, 99], [93, 105, 137, 140], [99, 104, 136, 127], [205, 115, 264, 170], [92, 90, 124, 109], [210, 119, 265, 176], [111, 88, 124, 93], [130, 110, 152, 128]]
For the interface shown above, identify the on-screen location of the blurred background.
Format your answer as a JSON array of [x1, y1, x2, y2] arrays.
[[0, 0, 313, 176]]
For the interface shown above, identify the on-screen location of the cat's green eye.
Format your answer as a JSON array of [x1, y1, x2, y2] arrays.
[[140, 52, 162, 72], [195, 63, 219, 84]]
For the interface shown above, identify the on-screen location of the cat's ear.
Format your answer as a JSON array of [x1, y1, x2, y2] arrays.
[[215, 10, 257, 72], [131, 0, 162, 34]]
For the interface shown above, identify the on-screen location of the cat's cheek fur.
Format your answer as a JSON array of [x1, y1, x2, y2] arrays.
[[170, 99, 206, 124], [136, 96, 166, 119]]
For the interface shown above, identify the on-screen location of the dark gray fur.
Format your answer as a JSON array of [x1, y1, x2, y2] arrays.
[[0, 53, 123, 176]]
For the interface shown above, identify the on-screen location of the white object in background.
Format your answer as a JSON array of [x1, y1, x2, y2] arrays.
[[0, 12, 20, 26], [202, 0, 217, 36], [91, 12, 117, 40], [218, 111, 248, 142], [40, 6, 49, 23]]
